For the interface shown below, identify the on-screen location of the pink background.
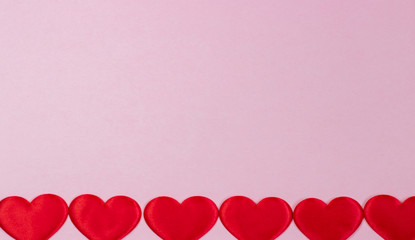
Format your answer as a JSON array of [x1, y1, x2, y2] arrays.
[[0, 0, 415, 239]]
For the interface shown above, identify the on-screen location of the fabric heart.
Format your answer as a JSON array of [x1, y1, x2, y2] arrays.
[[0, 194, 68, 240], [219, 196, 292, 240], [365, 195, 415, 240], [69, 194, 141, 240], [144, 196, 218, 240], [294, 197, 363, 240]]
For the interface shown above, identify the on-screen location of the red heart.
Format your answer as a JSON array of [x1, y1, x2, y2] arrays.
[[294, 197, 363, 240], [0, 194, 68, 240], [144, 196, 218, 240], [219, 196, 292, 240], [69, 194, 141, 240], [365, 195, 415, 240]]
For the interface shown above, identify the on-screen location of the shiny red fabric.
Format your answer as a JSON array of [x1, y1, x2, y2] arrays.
[[144, 196, 218, 240], [294, 197, 363, 240], [219, 196, 292, 240], [0, 194, 68, 240], [365, 195, 415, 240], [69, 194, 141, 240]]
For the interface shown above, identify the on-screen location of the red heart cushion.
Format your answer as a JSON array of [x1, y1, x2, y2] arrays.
[[294, 197, 363, 240], [219, 196, 292, 240], [0, 194, 68, 240], [144, 196, 218, 240], [365, 195, 415, 240], [69, 194, 141, 240]]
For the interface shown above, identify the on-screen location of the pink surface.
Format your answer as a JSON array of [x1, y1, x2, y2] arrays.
[[0, 1, 414, 239]]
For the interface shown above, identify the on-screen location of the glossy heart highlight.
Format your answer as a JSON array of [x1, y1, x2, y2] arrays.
[[0, 194, 68, 240], [294, 197, 363, 240], [69, 194, 141, 240], [144, 196, 218, 240], [365, 195, 415, 240], [220, 196, 292, 240]]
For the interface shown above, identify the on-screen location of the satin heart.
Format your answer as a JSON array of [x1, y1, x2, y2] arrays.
[[144, 196, 218, 240], [0, 194, 68, 240], [294, 197, 363, 240], [219, 196, 292, 240], [69, 194, 141, 240], [365, 195, 415, 240]]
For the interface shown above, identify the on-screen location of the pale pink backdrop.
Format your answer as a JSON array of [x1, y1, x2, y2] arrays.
[[0, 0, 415, 239]]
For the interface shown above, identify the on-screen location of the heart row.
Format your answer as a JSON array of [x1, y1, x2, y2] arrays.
[[0, 194, 413, 240]]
